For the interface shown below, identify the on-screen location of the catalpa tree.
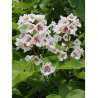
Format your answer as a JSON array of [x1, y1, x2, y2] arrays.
[[12, 0, 85, 98]]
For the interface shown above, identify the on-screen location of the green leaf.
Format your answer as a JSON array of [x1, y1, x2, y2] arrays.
[[56, 57, 84, 69], [55, 43, 61, 50], [66, 89, 85, 98], [42, 56, 57, 65], [25, 77, 49, 91], [46, 94, 61, 98], [59, 82, 85, 98], [19, 24, 28, 30], [39, 0, 51, 12], [43, 56, 84, 69], [80, 40, 86, 48], [12, 7, 22, 14], [12, 22, 19, 30], [19, 0, 35, 9], [79, 57, 85, 66], [12, 88, 23, 97], [12, 52, 13, 59], [12, 60, 35, 84], [76, 72, 85, 79], [12, 35, 20, 40], [78, 33, 85, 39], [12, 48, 24, 60], [12, 60, 23, 79], [12, 72, 29, 84], [31, 9, 39, 14], [24, 87, 43, 98], [54, 1, 68, 16], [17, 59, 28, 70], [68, 0, 85, 22], [59, 84, 71, 98], [25, 60, 35, 75], [67, 82, 85, 91]]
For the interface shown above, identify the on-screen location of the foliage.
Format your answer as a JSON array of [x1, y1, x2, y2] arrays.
[[12, 0, 85, 98]]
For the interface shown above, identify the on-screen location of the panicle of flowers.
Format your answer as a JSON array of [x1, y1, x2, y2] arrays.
[[15, 13, 84, 76], [49, 13, 84, 60]]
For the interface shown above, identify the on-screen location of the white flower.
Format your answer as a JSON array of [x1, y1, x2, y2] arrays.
[[68, 23, 77, 34], [19, 33, 26, 39], [36, 15, 45, 22], [25, 55, 35, 63], [26, 23, 35, 34], [36, 22, 46, 34], [53, 25, 62, 34], [47, 37, 55, 49], [17, 20, 24, 28], [59, 15, 69, 25], [67, 13, 77, 21], [28, 13, 36, 23], [33, 5, 37, 9], [48, 21, 57, 31], [54, 35, 62, 42], [63, 33, 71, 41], [71, 49, 80, 59], [19, 29, 28, 38], [22, 43, 32, 53], [41, 37, 49, 46], [43, 20, 47, 25], [19, 29, 28, 34], [80, 48, 84, 56], [22, 34, 32, 46], [40, 62, 55, 76], [74, 39, 81, 46], [75, 46, 84, 56], [73, 19, 81, 27], [58, 51, 67, 61], [22, 14, 29, 22], [49, 21, 56, 27], [34, 56, 43, 66], [62, 24, 69, 33], [32, 33, 42, 47], [73, 33, 78, 37], [61, 43, 68, 51], [15, 38, 23, 49], [48, 42, 55, 49], [48, 47, 58, 54]]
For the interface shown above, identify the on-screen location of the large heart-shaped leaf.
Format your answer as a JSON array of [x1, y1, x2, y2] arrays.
[[46, 94, 61, 98], [68, 0, 85, 22], [12, 60, 35, 84], [66, 89, 85, 98], [56, 57, 84, 69], [76, 72, 85, 80]]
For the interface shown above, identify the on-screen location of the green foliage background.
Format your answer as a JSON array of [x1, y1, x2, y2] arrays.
[[12, 0, 85, 98]]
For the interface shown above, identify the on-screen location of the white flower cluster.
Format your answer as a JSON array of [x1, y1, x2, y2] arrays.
[[15, 13, 84, 75], [71, 39, 84, 59], [25, 54, 55, 76], [48, 13, 83, 60]]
